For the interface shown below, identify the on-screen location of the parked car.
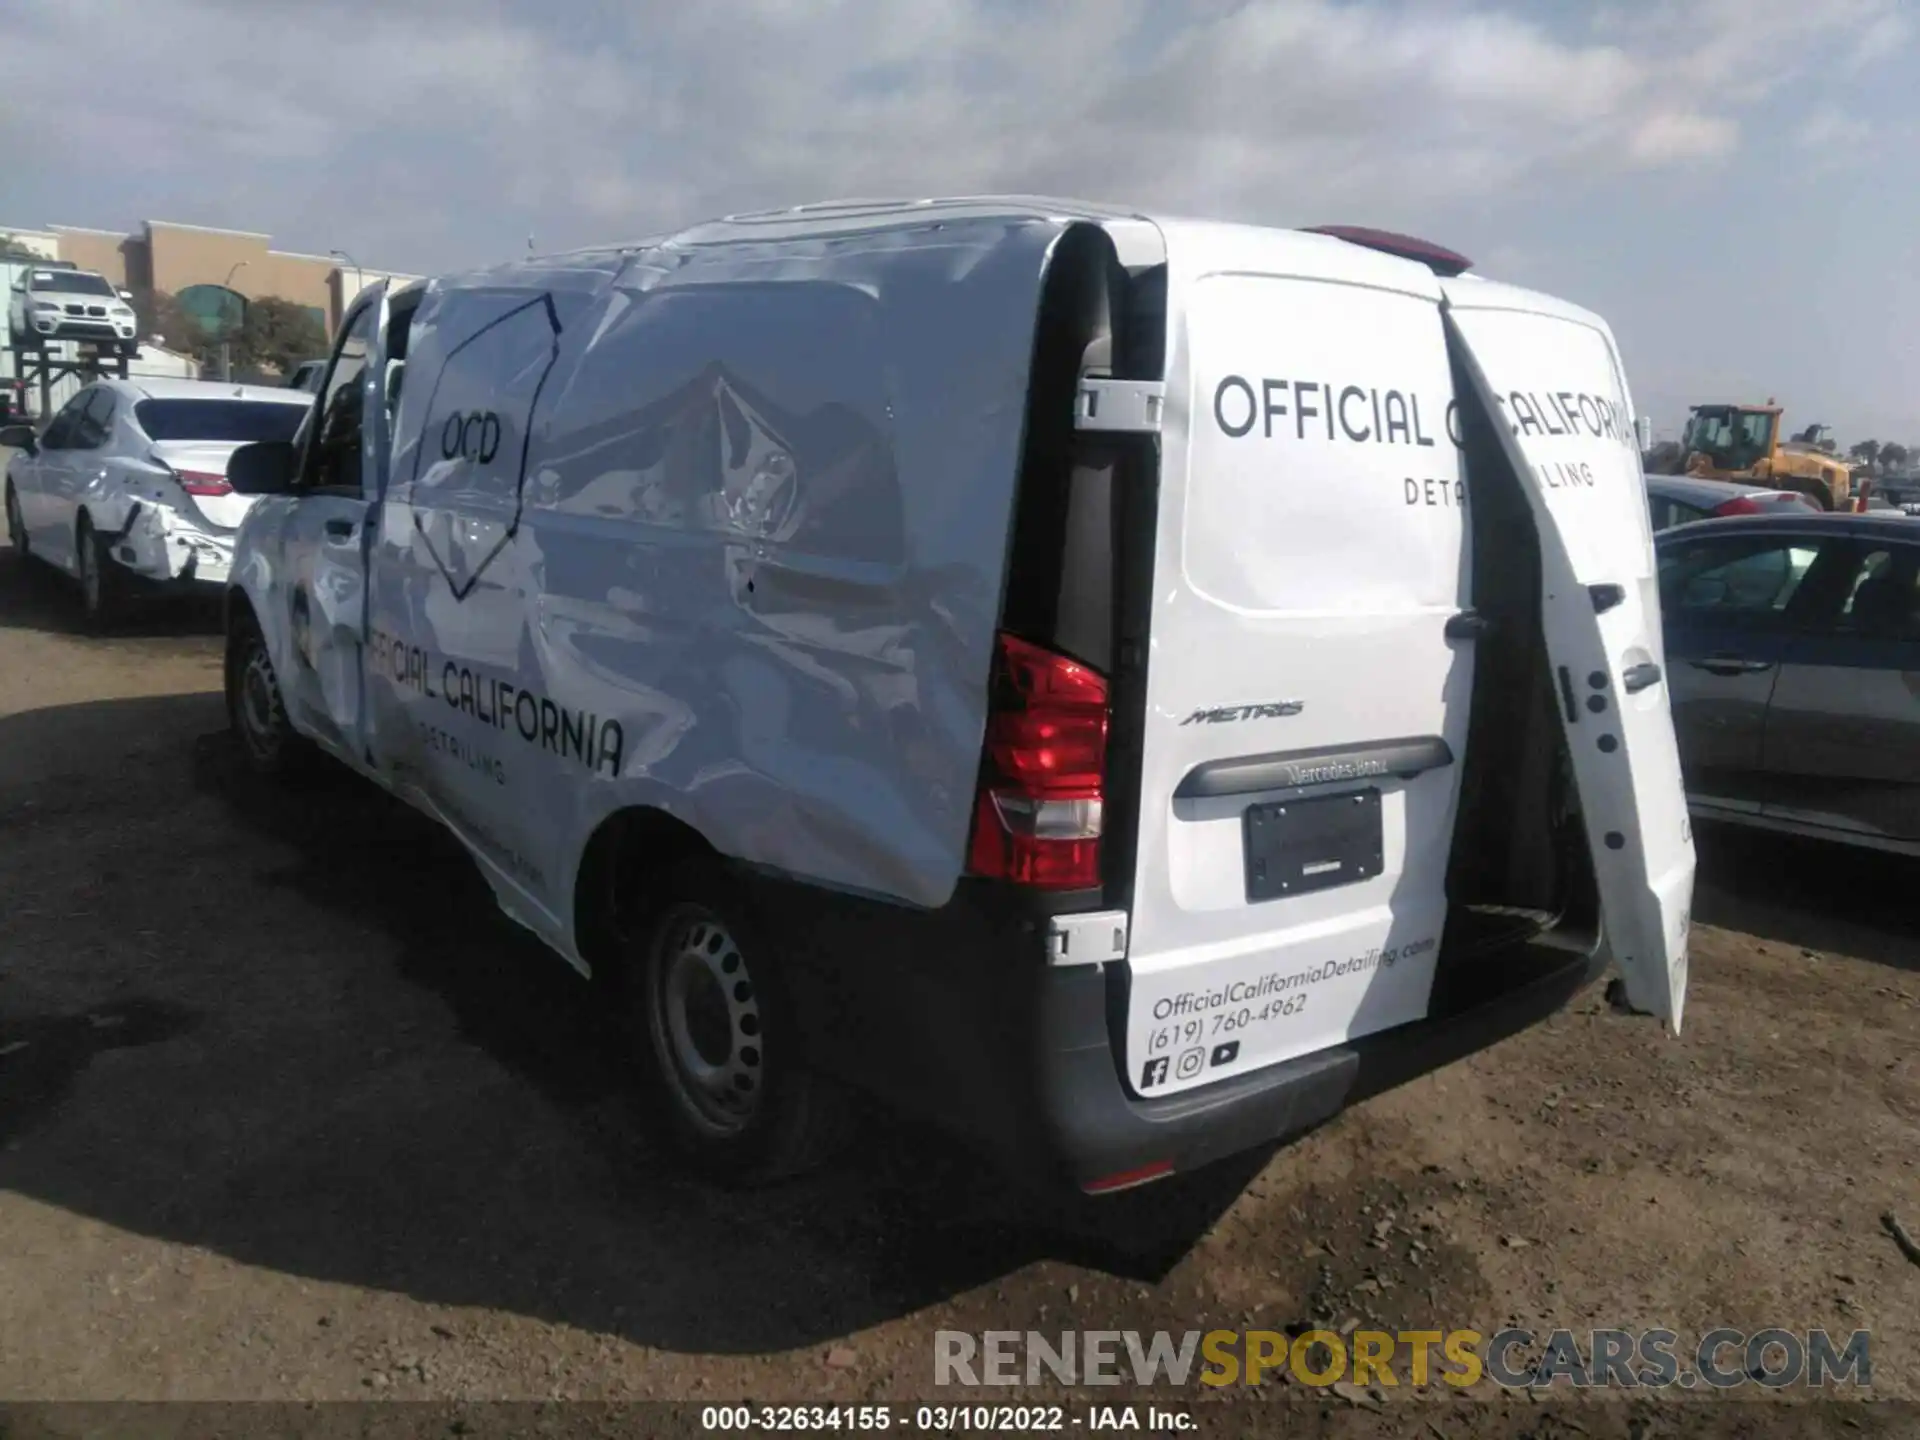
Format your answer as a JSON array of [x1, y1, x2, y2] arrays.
[[1658, 511, 1920, 856], [1, 377, 314, 625], [6, 266, 139, 355], [1645, 471, 1820, 531], [215, 199, 1692, 1194]]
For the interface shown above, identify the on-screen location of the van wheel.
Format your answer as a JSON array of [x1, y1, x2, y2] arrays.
[[225, 611, 310, 778], [625, 859, 845, 1185], [4, 482, 28, 561], [74, 514, 124, 629]]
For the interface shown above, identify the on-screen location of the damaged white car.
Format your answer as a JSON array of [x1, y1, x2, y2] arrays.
[[2, 378, 313, 625]]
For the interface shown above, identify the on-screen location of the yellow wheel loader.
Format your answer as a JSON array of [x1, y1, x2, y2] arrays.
[[1672, 400, 1853, 510]]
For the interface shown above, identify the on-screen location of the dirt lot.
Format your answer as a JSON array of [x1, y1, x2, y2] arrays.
[[1, 520, 1916, 1435]]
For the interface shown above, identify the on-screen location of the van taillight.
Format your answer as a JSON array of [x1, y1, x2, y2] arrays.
[[966, 632, 1110, 890]]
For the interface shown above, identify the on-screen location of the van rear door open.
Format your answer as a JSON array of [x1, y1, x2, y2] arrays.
[[1440, 279, 1694, 1028], [1120, 226, 1474, 1100]]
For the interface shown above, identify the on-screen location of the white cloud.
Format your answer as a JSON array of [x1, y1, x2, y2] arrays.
[[1628, 111, 1740, 164], [1847, 9, 1914, 67], [0, 0, 1910, 271], [1795, 109, 1875, 151]]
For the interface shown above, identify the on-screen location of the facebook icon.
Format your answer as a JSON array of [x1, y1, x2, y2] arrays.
[[1140, 1056, 1170, 1089]]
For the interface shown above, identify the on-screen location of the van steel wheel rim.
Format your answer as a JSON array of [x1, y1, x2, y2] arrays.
[[240, 648, 281, 758], [79, 537, 99, 608], [649, 906, 763, 1136]]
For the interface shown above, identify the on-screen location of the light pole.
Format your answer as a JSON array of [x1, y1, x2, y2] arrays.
[[219, 259, 249, 382], [329, 248, 363, 321]]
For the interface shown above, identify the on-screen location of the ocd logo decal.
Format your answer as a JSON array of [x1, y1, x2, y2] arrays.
[[440, 410, 502, 465]]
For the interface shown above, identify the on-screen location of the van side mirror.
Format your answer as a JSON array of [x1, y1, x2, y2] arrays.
[[0, 423, 38, 455], [226, 440, 299, 495]]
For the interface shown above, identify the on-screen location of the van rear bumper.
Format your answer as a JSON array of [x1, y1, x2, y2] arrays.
[[757, 873, 1605, 1194], [1025, 935, 1606, 1191]]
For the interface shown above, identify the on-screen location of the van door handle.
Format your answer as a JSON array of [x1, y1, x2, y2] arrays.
[[1689, 655, 1771, 676], [1622, 661, 1663, 693], [1444, 609, 1489, 641], [323, 518, 356, 540]]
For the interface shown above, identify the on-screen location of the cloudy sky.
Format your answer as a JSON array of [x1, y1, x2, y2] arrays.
[[2, 0, 1914, 443]]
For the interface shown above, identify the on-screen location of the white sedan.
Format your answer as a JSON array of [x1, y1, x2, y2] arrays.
[[2, 377, 313, 625]]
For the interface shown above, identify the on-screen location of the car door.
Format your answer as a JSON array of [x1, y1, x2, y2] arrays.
[[52, 387, 120, 554], [273, 284, 390, 765], [15, 394, 86, 563], [6, 405, 48, 540], [1655, 528, 1845, 816], [1759, 537, 1920, 844]]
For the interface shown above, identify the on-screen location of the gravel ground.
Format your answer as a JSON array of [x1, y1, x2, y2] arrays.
[[0, 518, 1915, 1435]]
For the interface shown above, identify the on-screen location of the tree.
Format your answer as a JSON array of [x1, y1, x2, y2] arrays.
[[1849, 439, 1881, 471], [234, 296, 329, 378], [1882, 442, 1911, 473], [133, 290, 214, 362], [0, 232, 46, 262]]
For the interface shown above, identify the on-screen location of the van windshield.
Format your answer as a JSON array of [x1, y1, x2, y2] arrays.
[[135, 399, 309, 444]]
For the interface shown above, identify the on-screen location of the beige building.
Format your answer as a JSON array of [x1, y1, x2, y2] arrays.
[[2, 219, 418, 339]]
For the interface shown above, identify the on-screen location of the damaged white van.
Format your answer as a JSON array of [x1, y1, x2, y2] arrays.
[[219, 198, 1694, 1194]]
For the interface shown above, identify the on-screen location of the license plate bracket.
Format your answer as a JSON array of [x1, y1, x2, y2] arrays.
[[1243, 788, 1384, 903]]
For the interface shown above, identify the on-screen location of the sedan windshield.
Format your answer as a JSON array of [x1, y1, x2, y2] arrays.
[[35, 272, 117, 298], [135, 399, 309, 444]]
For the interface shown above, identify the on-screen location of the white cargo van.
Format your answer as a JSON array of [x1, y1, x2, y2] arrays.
[[219, 198, 1693, 1193]]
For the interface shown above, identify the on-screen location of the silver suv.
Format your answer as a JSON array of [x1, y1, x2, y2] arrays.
[[7, 266, 139, 355]]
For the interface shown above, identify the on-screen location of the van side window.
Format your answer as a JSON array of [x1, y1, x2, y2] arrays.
[[307, 303, 378, 494]]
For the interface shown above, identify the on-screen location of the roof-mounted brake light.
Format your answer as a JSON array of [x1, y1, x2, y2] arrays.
[[1303, 225, 1472, 278]]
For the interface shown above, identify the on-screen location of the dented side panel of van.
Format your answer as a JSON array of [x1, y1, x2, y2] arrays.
[[362, 217, 1082, 935]]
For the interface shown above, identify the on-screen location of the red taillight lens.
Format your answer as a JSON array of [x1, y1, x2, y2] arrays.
[[176, 469, 232, 496], [1712, 496, 1766, 517], [965, 632, 1110, 890]]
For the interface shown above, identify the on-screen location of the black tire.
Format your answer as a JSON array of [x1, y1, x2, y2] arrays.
[[622, 857, 847, 1185], [224, 608, 312, 778], [4, 481, 28, 561], [73, 513, 125, 629]]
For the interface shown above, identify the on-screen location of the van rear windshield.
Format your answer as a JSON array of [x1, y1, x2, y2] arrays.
[[135, 399, 308, 443]]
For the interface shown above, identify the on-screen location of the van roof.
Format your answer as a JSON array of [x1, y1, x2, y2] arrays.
[[472, 194, 1592, 332]]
